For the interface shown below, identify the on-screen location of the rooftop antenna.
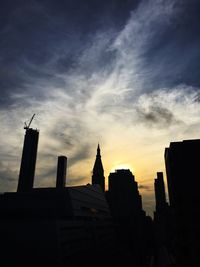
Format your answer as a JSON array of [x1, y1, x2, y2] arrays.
[[24, 114, 35, 130]]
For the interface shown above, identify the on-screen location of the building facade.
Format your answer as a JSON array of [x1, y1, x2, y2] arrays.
[[165, 139, 200, 267], [17, 128, 39, 192]]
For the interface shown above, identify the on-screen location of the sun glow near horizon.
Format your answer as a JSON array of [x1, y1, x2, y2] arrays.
[[110, 162, 135, 174]]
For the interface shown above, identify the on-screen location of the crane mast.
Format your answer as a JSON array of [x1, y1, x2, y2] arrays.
[[24, 114, 35, 130]]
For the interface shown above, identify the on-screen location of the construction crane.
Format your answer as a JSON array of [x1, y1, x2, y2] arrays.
[[24, 114, 35, 130]]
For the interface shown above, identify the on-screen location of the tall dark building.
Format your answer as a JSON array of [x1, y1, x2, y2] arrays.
[[17, 128, 39, 192], [56, 155, 67, 188], [153, 171, 171, 266], [107, 169, 152, 267], [165, 139, 200, 267], [165, 139, 200, 208], [154, 172, 167, 212], [108, 169, 143, 219], [92, 144, 105, 192]]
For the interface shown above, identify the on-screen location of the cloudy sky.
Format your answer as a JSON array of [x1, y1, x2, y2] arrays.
[[1, 0, 200, 215]]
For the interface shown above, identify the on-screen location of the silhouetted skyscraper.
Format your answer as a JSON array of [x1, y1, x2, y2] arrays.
[[108, 169, 142, 218], [165, 139, 200, 267], [17, 128, 39, 192], [107, 169, 150, 266], [92, 144, 105, 192], [154, 172, 167, 212], [165, 139, 200, 208], [56, 156, 67, 188], [153, 172, 172, 266]]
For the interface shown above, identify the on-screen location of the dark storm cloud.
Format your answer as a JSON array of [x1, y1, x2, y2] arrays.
[[136, 104, 181, 127]]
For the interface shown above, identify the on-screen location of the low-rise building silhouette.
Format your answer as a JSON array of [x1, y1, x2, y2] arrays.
[[0, 184, 117, 267]]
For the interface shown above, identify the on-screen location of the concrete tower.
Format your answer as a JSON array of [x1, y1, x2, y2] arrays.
[[92, 144, 105, 192]]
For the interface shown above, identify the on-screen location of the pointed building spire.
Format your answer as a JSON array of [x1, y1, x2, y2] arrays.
[[97, 143, 100, 156], [92, 144, 105, 192]]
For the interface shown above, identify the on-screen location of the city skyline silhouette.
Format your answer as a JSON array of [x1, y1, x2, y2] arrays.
[[1, 118, 200, 266], [1, 0, 200, 217], [1, 1, 200, 265], [0, 117, 167, 217]]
